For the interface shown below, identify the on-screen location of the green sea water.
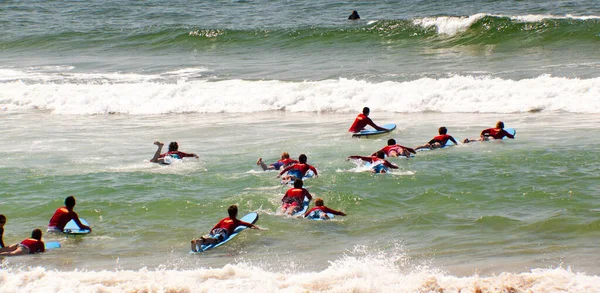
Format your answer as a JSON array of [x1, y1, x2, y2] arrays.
[[2, 111, 599, 276]]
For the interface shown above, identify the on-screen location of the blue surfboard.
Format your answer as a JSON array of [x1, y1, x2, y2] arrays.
[[352, 123, 396, 138], [191, 212, 259, 253], [280, 170, 315, 185], [63, 218, 91, 235], [45, 241, 61, 249]]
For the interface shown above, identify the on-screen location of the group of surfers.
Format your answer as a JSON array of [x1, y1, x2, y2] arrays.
[[0, 196, 91, 256]]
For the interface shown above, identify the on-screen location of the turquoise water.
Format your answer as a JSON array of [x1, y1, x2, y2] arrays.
[[1, 0, 600, 292]]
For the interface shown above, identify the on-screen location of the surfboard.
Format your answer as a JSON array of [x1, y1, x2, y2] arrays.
[[352, 123, 396, 138], [191, 212, 259, 253], [45, 241, 61, 249], [63, 218, 91, 235], [162, 154, 182, 165]]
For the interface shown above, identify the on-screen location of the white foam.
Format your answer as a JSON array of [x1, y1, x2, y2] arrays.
[[1, 250, 599, 292], [1, 70, 599, 114]]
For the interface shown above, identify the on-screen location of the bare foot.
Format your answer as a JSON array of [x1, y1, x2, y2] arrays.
[[256, 158, 263, 165], [154, 141, 164, 147]]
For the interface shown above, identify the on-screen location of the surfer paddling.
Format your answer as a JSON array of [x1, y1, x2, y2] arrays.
[[348, 107, 388, 133], [190, 205, 260, 252], [0, 229, 45, 256], [373, 138, 416, 157], [415, 126, 459, 150], [347, 151, 399, 173], [257, 152, 298, 171], [281, 179, 313, 215], [304, 198, 346, 220], [463, 121, 515, 143], [150, 141, 199, 164]]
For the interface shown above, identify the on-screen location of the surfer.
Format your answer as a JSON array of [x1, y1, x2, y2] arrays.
[[348, 10, 360, 20], [281, 179, 313, 215], [47, 196, 92, 233], [304, 198, 346, 220], [257, 152, 299, 171], [277, 154, 319, 183], [373, 138, 416, 157], [348, 107, 388, 133], [0, 214, 5, 248], [150, 141, 199, 164], [415, 126, 459, 150], [190, 205, 260, 252], [347, 151, 399, 173], [0, 229, 45, 256], [463, 121, 515, 143]]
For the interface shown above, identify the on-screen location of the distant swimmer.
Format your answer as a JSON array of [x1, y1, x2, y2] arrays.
[[277, 154, 319, 183], [415, 126, 459, 150], [190, 205, 261, 252], [348, 107, 388, 133], [257, 152, 299, 171], [348, 10, 360, 20], [48, 196, 92, 233], [150, 141, 199, 164], [0, 229, 45, 256], [373, 138, 416, 157], [348, 151, 399, 173], [304, 198, 346, 220], [463, 121, 515, 143], [281, 179, 313, 215]]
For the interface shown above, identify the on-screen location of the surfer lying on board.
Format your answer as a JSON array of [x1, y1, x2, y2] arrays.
[[281, 179, 313, 215], [348, 107, 388, 133], [463, 121, 515, 143], [150, 141, 199, 163], [0, 229, 45, 256], [48, 196, 91, 233], [277, 154, 318, 183], [190, 205, 260, 252], [415, 126, 459, 150], [372, 139, 416, 157], [304, 198, 346, 220], [347, 151, 399, 173], [257, 152, 299, 171], [0, 215, 5, 248]]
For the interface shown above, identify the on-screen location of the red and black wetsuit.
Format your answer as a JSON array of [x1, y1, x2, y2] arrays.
[[348, 114, 379, 133], [481, 128, 514, 139]]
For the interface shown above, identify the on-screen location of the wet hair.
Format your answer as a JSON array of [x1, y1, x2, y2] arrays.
[[496, 121, 504, 129], [438, 126, 447, 135], [0, 214, 5, 223], [387, 138, 396, 145], [65, 196, 76, 208], [315, 198, 324, 206], [362, 107, 370, 115], [281, 152, 290, 159], [376, 150, 385, 159], [31, 229, 42, 240], [227, 205, 238, 218], [168, 142, 179, 152], [293, 178, 303, 188], [298, 154, 307, 164]]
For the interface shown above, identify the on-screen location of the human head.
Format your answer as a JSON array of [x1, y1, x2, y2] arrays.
[[387, 138, 396, 146], [0, 214, 6, 227], [496, 121, 504, 129], [31, 228, 42, 240], [293, 178, 303, 188], [362, 107, 370, 116], [227, 205, 238, 218], [65, 196, 76, 209], [315, 198, 324, 206], [376, 150, 385, 159], [168, 142, 179, 152], [298, 154, 307, 164], [281, 152, 290, 159], [438, 126, 447, 135]]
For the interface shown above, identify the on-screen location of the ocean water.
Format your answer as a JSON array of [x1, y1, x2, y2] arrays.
[[1, 0, 600, 292]]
